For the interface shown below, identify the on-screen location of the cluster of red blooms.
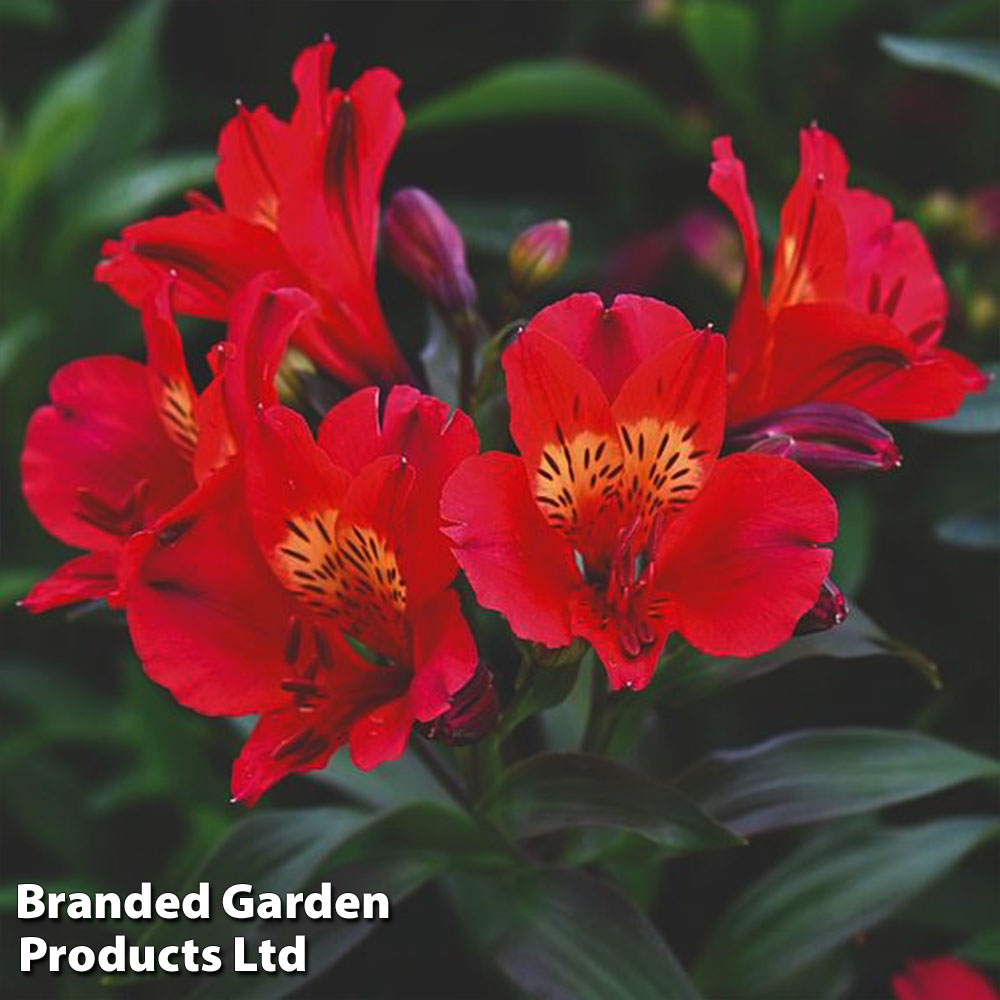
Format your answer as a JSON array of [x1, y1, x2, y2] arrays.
[[20, 41, 986, 806]]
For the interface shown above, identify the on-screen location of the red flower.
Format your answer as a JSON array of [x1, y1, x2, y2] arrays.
[[96, 40, 412, 389], [21, 282, 200, 613], [710, 126, 987, 425], [442, 293, 837, 691], [120, 385, 479, 804], [893, 957, 998, 1000], [20, 275, 311, 613]]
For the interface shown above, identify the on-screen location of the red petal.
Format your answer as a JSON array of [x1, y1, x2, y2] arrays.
[[231, 638, 405, 804], [504, 328, 622, 550], [841, 192, 947, 346], [933, 347, 990, 393], [248, 406, 416, 661], [612, 330, 726, 525], [442, 452, 578, 649], [528, 292, 695, 401], [319, 386, 478, 599], [709, 136, 763, 289], [216, 103, 288, 228], [892, 957, 999, 1000], [121, 461, 319, 715], [739, 302, 969, 421], [232, 706, 341, 806], [708, 136, 771, 380], [408, 588, 478, 723], [21, 552, 118, 614], [141, 281, 199, 460], [655, 453, 836, 657], [219, 275, 316, 440], [349, 695, 414, 772], [244, 405, 351, 604], [290, 39, 337, 128], [22, 356, 193, 551], [769, 129, 847, 310], [280, 47, 410, 385], [96, 211, 285, 320]]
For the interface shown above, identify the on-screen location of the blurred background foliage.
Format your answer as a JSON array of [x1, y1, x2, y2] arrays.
[[1, 1, 997, 997]]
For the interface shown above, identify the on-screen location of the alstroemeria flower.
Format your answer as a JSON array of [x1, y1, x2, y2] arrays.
[[20, 276, 311, 613], [120, 385, 479, 804], [442, 293, 837, 691], [710, 125, 987, 426], [892, 957, 998, 1000], [97, 39, 412, 389]]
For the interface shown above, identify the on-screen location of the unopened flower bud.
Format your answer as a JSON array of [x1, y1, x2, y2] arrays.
[[964, 185, 1000, 245], [382, 188, 477, 318], [676, 209, 742, 292], [421, 662, 498, 746], [795, 577, 848, 635], [727, 402, 901, 475], [508, 219, 571, 293]]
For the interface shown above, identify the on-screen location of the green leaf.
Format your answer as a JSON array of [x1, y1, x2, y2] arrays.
[[121, 802, 501, 998], [420, 306, 459, 407], [0, 565, 43, 606], [0, 63, 96, 232], [309, 744, 451, 810], [935, 505, 1000, 551], [0, 0, 167, 234], [659, 606, 939, 706], [676, 728, 1000, 836], [0, 0, 59, 28], [777, 0, 864, 51], [407, 59, 705, 155], [880, 35, 1000, 90], [448, 867, 702, 1000], [917, 363, 1000, 434], [696, 816, 1000, 997], [187, 804, 504, 1000], [0, 314, 48, 383], [499, 652, 582, 738], [54, 152, 215, 252], [958, 926, 1000, 967], [484, 752, 742, 852], [679, 1, 759, 111]]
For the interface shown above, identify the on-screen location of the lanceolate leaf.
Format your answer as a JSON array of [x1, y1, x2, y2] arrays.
[[407, 59, 705, 154], [447, 867, 702, 1000], [54, 153, 215, 253], [696, 817, 1000, 997], [484, 752, 742, 852], [957, 926, 1000, 967], [880, 35, 1000, 90], [659, 607, 939, 706], [934, 506, 1000, 552], [676, 728, 1000, 836], [187, 803, 507, 1000], [120, 803, 504, 999], [679, 1, 759, 112]]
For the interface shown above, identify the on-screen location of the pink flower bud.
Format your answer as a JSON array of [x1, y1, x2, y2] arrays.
[[727, 402, 901, 475], [676, 209, 742, 291], [508, 219, 571, 293], [383, 188, 477, 317], [795, 577, 848, 635]]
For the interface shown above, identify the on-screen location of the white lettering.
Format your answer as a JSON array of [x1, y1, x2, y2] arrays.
[[20, 936, 47, 971], [18, 885, 44, 919]]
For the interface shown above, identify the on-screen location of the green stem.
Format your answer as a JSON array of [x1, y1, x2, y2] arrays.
[[580, 662, 608, 754], [412, 737, 473, 811]]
